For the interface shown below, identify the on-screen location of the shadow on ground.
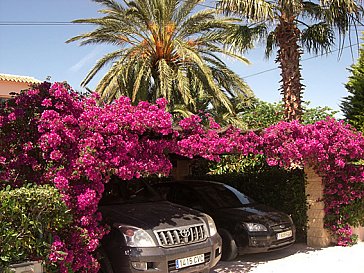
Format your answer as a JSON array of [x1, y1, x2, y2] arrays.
[[211, 243, 321, 273]]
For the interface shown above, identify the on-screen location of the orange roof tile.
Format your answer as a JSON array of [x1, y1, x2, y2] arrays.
[[0, 73, 41, 84]]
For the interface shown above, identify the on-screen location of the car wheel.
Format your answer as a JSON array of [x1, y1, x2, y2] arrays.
[[96, 248, 114, 273], [219, 229, 238, 261]]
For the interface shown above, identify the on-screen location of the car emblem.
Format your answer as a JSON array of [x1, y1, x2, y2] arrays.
[[279, 225, 286, 229], [179, 229, 190, 238]]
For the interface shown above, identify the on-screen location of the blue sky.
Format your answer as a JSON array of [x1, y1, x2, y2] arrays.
[[0, 0, 363, 118]]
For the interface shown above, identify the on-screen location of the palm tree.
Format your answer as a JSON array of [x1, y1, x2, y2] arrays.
[[217, 0, 363, 121], [67, 0, 263, 115]]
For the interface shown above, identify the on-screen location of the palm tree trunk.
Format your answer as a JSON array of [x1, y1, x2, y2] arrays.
[[275, 16, 304, 121]]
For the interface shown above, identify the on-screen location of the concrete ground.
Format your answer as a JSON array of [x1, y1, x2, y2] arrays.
[[211, 242, 364, 273]]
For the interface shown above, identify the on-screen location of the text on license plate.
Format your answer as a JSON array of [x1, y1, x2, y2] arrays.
[[277, 230, 293, 240], [175, 254, 205, 269]]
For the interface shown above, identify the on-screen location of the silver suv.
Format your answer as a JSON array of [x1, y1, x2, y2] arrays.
[[97, 178, 222, 273]]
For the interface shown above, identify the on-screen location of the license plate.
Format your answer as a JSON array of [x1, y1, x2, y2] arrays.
[[175, 254, 205, 269], [277, 230, 293, 240]]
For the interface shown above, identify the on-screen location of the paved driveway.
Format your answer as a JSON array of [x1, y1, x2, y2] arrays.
[[211, 242, 364, 273]]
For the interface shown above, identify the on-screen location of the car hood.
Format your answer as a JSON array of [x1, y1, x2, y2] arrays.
[[99, 201, 205, 230], [214, 203, 291, 226]]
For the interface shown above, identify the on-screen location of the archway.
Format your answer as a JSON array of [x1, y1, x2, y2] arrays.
[[1, 82, 363, 272]]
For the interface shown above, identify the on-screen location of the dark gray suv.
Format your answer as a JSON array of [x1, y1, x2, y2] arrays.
[[152, 180, 296, 261], [97, 178, 222, 273]]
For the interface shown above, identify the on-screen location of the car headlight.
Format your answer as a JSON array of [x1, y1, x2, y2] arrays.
[[115, 224, 157, 247], [203, 214, 218, 236], [244, 223, 268, 232]]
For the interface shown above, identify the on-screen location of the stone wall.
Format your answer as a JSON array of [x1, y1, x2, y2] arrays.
[[9, 261, 43, 273], [305, 166, 332, 247]]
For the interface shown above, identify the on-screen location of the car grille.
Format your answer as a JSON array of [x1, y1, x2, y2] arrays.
[[271, 222, 292, 233], [167, 252, 211, 271], [155, 224, 207, 247]]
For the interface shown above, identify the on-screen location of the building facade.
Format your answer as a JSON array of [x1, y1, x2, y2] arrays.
[[0, 73, 41, 99]]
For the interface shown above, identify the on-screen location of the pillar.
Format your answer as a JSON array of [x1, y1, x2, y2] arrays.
[[305, 166, 332, 247], [171, 159, 191, 181], [351, 226, 364, 242]]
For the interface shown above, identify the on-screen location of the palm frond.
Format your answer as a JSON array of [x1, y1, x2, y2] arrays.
[[178, 43, 234, 112], [132, 60, 149, 102], [321, 0, 363, 35], [208, 23, 267, 53], [217, 0, 274, 21], [93, 0, 125, 13], [176, 67, 194, 107], [301, 22, 335, 55], [209, 63, 253, 98], [173, 0, 201, 25], [170, 104, 195, 118], [157, 59, 174, 101], [81, 49, 124, 87], [203, 43, 251, 64], [177, 9, 216, 38], [97, 59, 126, 101], [301, 1, 325, 20], [264, 30, 277, 58]]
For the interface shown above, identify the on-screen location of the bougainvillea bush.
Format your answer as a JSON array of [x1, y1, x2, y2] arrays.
[[263, 119, 364, 245], [0, 82, 363, 272], [0, 82, 259, 272]]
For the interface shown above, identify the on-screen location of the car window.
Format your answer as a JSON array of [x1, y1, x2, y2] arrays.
[[192, 183, 255, 209], [172, 186, 203, 210], [224, 185, 255, 205], [153, 184, 173, 200], [154, 184, 205, 211]]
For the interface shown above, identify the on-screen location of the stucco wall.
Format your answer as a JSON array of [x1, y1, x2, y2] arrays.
[[352, 226, 364, 242], [0, 80, 31, 98]]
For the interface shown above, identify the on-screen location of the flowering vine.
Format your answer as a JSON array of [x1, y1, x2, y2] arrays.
[[263, 119, 364, 245], [0, 83, 175, 272], [0, 82, 363, 272]]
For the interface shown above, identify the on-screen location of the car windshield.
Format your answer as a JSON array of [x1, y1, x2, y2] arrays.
[[100, 178, 163, 205], [194, 183, 255, 209]]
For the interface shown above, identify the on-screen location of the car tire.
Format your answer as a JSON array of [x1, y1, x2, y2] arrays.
[[96, 248, 114, 273], [219, 229, 238, 261]]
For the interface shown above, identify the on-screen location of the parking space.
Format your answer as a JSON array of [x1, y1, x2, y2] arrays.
[[211, 242, 364, 273]]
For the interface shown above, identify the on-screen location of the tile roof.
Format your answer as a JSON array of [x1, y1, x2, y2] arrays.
[[0, 73, 41, 84]]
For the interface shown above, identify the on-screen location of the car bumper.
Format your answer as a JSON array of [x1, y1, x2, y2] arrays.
[[238, 233, 295, 254], [108, 234, 222, 273]]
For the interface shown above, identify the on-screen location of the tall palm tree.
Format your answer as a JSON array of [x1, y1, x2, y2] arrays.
[[217, 0, 363, 121], [67, 0, 263, 115]]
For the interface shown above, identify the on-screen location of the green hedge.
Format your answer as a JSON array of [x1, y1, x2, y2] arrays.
[[0, 185, 72, 270], [189, 161, 308, 242]]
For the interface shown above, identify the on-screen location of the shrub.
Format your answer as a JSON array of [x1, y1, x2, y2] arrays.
[[0, 184, 72, 271]]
